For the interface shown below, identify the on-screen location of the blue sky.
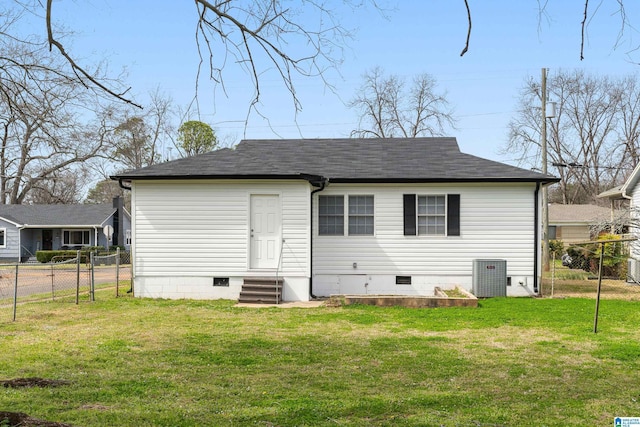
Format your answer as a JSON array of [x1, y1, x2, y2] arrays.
[[52, 1, 640, 164]]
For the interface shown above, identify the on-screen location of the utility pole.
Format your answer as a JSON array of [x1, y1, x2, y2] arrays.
[[541, 68, 549, 277]]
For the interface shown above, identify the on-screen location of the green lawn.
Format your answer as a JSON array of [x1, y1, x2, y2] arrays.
[[1, 294, 640, 426]]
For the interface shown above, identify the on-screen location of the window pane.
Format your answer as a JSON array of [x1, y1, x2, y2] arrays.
[[349, 195, 373, 215], [0, 229, 5, 246], [348, 216, 374, 235], [417, 196, 427, 215]]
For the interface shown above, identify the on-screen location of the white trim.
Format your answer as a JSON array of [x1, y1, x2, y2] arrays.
[[0, 216, 22, 227]]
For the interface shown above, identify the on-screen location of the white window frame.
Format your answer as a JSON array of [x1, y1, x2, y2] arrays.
[[417, 195, 447, 236], [348, 195, 374, 236], [63, 229, 91, 246], [0, 228, 6, 248], [318, 194, 375, 236], [318, 195, 345, 236], [125, 229, 132, 246]]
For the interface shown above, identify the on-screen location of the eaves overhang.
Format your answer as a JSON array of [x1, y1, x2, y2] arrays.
[[112, 174, 560, 185]]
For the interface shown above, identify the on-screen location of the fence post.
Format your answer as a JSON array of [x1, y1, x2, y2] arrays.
[[116, 247, 120, 297], [51, 261, 55, 300], [90, 251, 95, 302], [551, 252, 555, 298], [593, 242, 605, 333], [12, 263, 18, 321], [76, 250, 81, 305]]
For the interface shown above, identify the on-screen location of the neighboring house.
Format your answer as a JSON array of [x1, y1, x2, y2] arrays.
[[548, 204, 616, 244], [0, 198, 130, 262], [600, 166, 640, 270], [112, 137, 558, 301]]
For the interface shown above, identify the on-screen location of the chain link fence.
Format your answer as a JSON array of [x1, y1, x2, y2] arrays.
[[545, 237, 640, 299], [0, 250, 131, 322]]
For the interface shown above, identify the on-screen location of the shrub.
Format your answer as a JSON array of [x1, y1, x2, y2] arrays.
[[549, 240, 565, 258], [565, 234, 628, 278], [36, 248, 97, 263]]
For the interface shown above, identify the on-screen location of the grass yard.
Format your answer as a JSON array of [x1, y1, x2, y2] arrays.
[[2, 292, 640, 426]]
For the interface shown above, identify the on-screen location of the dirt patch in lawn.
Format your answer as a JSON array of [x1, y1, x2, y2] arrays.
[[1, 379, 73, 426], [1, 378, 70, 388], [0, 411, 72, 427]]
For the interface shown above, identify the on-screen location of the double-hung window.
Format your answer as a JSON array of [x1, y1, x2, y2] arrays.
[[348, 195, 374, 235], [319, 195, 374, 236], [404, 194, 460, 236], [417, 195, 446, 235], [319, 195, 345, 236], [63, 229, 91, 246]]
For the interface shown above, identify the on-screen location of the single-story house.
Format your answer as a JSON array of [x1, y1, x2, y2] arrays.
[[548, 203, 618, 243], [112, 137, 558, 301], [0, 198, 130, 262]]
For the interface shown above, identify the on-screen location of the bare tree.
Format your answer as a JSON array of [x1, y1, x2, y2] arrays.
[[24, 169, 89, 204], [616, 75, 640, 168], [6, 0, 372, 115], [349, 67, 456, 139], [85, 179, 131, 211], [109, 90, 175, 170], [505, 70, 638, 205], [0, 39, 120, 204]]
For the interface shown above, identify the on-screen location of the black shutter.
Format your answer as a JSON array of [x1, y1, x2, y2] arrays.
[[403, 194, 416, 236], [447, 194, 460, 236]]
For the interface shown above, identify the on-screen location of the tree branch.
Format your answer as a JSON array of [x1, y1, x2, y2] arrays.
[[45, 0, 142, 108], [580, 0, 589, 60], [460, 0, 471, 57]]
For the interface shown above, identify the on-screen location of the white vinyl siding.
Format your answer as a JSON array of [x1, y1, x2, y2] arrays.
[[313, 183, 537, 282], [132, 180, 309, 277], [0, 219, 19, 260]]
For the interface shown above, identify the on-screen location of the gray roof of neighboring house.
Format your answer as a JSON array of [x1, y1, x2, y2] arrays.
[[113, 137, 559, 184], [548, 204, 614, 224], [0, 204, 118, 227], [597, 185, 624, 200]]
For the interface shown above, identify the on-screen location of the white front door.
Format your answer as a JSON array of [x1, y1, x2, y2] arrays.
[[250, 194, 281, 269]]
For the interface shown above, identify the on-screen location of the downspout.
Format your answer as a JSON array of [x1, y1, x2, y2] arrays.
[[309, 178, 328, 299], [94, 227, 99, 249], [534, 182, 540, 294]]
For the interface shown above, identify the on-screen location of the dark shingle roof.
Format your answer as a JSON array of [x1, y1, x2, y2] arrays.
[[0, 204, 116, 227], [113, 138, 558, 183]]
